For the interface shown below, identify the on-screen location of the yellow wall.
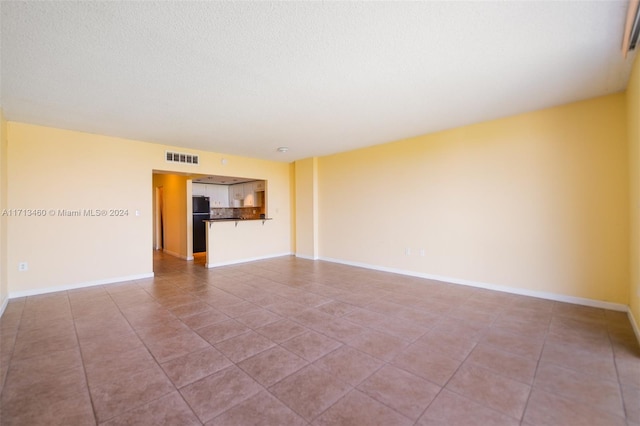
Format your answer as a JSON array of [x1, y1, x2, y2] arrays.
[[628, 53, 640, 331], [1, 86, 635, 316], [6, 122, 292, 296], [319, 94, 629, 306], [289, 163, 297, 253], [295, 157, 319, 259], [0, 109, 8, 313]]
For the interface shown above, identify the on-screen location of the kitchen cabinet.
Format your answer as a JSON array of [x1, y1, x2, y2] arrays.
[[230, 183, 244, 201], [193, 183, 229, 207], [221, 185, 231, 208], [192, 183, 207, 196], [243, 182, 256, 207], [253, 181, 265, 207], [229, 184, 244, 206], [209, 185, 229, 208], [228, 181, 265, 207]]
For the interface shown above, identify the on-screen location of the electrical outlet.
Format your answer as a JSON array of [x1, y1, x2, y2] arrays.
[[419, 249, 425, 257], [18, 262, 28, 272], [405, 248, 411, 256]]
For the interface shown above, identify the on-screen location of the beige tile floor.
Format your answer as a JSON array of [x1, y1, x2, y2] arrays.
[[1, 252, 639, 425]]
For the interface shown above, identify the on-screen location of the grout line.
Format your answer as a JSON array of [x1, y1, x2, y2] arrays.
[[519, 324, 551, 424], [0, 299, 26, 399], [92, 283, 189, 424], [607, 317, 629, 421], [67, 290, 100, 426]]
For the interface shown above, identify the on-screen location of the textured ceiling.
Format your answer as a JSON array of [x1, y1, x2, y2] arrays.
[[1, 1, 636, 162]]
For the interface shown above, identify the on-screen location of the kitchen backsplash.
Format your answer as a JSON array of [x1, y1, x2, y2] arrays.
[[211, 207, 262, 219]]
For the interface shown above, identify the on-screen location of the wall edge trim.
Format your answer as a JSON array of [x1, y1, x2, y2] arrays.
[[295, 254, 319, 260], [8, 273, 155, 299], [163, 249, 192, 260], [628, 309, 640, 345], [206, 252, 293, 268], [319, 257, 629, 312], [0, 297, 8, 318]]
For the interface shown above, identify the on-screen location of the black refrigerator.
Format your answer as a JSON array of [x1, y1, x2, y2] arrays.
[[192, 196, 210, 253]]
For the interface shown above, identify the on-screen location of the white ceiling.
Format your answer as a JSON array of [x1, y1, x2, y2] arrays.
[[1, 1, 636, 163]]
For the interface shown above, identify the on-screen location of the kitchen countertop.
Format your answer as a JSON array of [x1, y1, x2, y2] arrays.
[[204, 218, 271, 222]]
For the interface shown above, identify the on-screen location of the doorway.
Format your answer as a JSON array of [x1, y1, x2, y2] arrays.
[[152, 172, 194, 267]]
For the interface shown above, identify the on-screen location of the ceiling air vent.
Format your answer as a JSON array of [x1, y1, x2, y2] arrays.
[[165, 151, 199, 165]]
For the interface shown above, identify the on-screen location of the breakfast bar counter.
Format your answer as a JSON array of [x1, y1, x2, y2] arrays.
[[203, 218, 279, 268]]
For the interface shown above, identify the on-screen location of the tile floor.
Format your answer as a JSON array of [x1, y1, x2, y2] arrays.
[[1, 252, 639, 425]]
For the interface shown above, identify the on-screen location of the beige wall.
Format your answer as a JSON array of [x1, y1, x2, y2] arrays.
[[206, 219, 293, 267], [628, 53, 640, 332], [319, 94, 629, 307], [295, 157, 319, 259], [6, 122, 292, 296], [0, 110, 8, 313]]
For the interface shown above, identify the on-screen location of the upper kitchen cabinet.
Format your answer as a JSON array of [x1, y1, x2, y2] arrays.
[[192, 183, 207, 196], [242, 181, 266, 207], [193, 183, 229, 207], [229, 183, 244, 207], [252, 181, 265, 207], [227, 181, 266, 207], [243, 182, 256, 207], [209, 185, 229, 208], [193, 176, 265, 209]]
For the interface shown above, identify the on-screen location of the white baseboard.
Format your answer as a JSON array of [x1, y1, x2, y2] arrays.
[[8, 273, 155, 299], [319, 257, 629, 312], [206, 252, 293, 268], [163, 249, 192, 260], [0, 296, 8, 318], [295, 254, 319, 260]]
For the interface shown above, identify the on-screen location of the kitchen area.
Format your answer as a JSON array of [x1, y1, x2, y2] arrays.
[[153, 166, 290, 272], [192, 177, 267, 254]]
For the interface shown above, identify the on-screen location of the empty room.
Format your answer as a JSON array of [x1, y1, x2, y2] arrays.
[[1, 1, 639, 425]]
